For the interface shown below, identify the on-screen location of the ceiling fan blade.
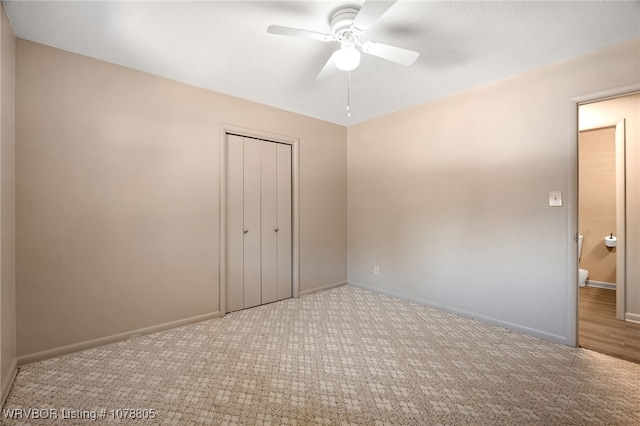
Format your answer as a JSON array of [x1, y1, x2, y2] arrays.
[[361, 41, 420, 66], [316, 51, 339, 80], [353, 0, 397, 31], [267, 25, 333, 42]]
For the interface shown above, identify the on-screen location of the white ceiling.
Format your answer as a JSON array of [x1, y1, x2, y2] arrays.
[[4, 0, 639, 126]]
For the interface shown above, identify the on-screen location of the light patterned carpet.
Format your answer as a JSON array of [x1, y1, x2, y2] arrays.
[[3, 285, 639, 425]]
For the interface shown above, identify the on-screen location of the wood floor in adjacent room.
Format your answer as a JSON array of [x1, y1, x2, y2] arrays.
[[579, 286, 640, 364]]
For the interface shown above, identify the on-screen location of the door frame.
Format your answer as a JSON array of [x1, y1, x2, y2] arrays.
[[578, 120, 626, 321], [219, 124, 300, 317], [567, 82, 639, 346]]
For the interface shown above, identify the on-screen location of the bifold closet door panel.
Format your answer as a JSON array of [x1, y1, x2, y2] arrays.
[[226, 135, 244, 313], [225, 135, 292, 313], [261, 142, 278, 304], [243, 138, 262, 309], [277, 144, 292, 300]]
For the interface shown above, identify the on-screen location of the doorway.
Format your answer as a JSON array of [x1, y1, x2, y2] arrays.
[[576, 93, 640, 363], [219, 125, 300, 316]]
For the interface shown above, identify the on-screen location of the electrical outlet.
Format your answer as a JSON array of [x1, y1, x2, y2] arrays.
[[374, 265, 380, 275]]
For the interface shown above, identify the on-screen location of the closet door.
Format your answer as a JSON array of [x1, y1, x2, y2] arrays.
[[243, 138, 262, 309], [261, 142, 278, 304], [226, 135, 244, 313], [225, 135, 292, 313], [277, 144, 292, 300]]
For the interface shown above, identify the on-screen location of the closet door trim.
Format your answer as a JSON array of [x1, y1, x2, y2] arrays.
[[219, 124, 299, 317]]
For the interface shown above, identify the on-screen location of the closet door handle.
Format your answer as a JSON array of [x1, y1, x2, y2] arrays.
[[274, 227, 279, 232], [243, 228, 249, 234]]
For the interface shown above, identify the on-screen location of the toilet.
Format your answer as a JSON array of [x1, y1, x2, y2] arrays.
[[578, 235, 589, 287]]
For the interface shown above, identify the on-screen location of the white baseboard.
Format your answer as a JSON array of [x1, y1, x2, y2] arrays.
[[1, 357, 18, 408], [17, 311, 220, 366], [586, 280, 616, 290], [299, 281, 346, 297], [625, 312, 640, 324], [348, 281, 567, 346]]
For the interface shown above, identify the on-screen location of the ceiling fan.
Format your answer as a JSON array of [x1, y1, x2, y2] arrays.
[[267, 0, 420, 80]]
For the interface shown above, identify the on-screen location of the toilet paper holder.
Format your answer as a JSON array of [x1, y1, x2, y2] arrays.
[[605, 233, 617, 249]]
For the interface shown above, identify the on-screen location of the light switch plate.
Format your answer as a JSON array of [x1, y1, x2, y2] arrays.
[[549, 191, 562, 207]]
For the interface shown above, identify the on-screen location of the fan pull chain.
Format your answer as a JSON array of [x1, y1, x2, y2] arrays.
[[347, 71, 351, 118]]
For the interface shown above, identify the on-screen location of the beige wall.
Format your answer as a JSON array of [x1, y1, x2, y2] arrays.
[[580, 93, 640, 318], [348, 38, 639, 343], [0, 3, 16, 403], [578, 128, 617, 283], [16, 40, 347, 358], [9, 29, 639, 361]]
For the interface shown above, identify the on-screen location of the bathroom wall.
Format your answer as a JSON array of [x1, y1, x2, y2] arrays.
[[578, 127, 617, 284], [580, 93, 640, 321]]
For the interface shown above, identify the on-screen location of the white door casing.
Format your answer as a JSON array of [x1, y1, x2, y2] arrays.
[[568, 83, 639, 346], [220, 126, 299, 315]]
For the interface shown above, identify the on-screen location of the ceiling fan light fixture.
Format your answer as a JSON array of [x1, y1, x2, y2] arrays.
[[335, 46, 361, 71]]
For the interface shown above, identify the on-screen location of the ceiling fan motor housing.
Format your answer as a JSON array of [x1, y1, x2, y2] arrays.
[[330, 7, 360, 41]]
